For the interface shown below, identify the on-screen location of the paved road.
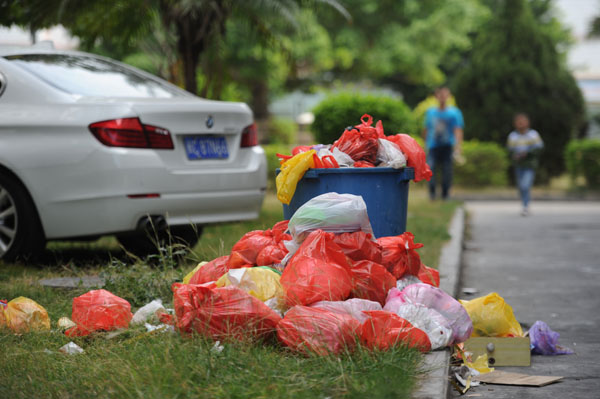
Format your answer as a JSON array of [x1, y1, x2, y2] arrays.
[[450, 201, 600, 398]]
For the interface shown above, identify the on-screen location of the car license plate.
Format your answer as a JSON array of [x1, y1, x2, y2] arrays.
[[184, 136, 229, 160]]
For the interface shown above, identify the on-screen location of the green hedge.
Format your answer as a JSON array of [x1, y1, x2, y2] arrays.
[[311, 93, 417, 144], [454, 141, 509, 187], [262, 143, 293, 190], [565, 139, 600, 188]]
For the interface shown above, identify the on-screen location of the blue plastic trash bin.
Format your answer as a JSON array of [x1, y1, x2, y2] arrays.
[[281, 167, 414, 238]]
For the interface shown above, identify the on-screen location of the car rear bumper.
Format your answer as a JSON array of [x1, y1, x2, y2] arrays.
[[28, 146, 268, 239]]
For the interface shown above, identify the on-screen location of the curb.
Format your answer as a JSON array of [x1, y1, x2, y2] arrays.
[[412, 206, 465, 399]]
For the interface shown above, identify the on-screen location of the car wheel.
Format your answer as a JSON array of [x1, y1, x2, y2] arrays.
[[0, 172, 46, 261], [117, 225, 202, 258]]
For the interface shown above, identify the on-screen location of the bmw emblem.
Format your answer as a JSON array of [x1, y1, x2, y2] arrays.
[[206, 115, 214, 129]]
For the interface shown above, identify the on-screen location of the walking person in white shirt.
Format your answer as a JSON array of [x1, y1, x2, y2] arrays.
[[507, 113, 544, 216]]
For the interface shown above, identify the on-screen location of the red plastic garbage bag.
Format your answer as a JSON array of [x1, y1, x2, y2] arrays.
[[277, 306, 360, 355], [172, 283, 281, 340], [353, 160, 375, 168], [292, 145, 313, 155], [280, 230, 353, 306], [189, 255, 232, 285], [360, 310, 431, 352], [377, 232, 423, 279], [256, 244, 287, 266], [386, 134, 432, 182], [350, 260, 396, 306], [332, 231, 383, 264], [332, 115, 379, 164], [229, 231, 274, 268], [416, 263, 440, 287], [65, 289, 133, 337], [271, 220, 291, 243]]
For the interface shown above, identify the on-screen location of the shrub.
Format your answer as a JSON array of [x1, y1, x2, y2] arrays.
[[265, 117, 297, 145], [454, 141, 509, 187], [311, 92, 417, 144], [262, 143, 293, 190], [565, 139, 600, 188]]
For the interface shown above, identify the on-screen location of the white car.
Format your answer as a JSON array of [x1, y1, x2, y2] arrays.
[[0, 46, 267, 261]]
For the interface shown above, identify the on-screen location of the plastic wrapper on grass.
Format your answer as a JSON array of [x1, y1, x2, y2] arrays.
[[277, 305, 360, 355], [172, 283, 281, 340], [2, 297, 50, 333], [65, 289, 132, 337]]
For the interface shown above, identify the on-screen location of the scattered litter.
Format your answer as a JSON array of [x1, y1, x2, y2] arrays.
[[66, 289, 132, 337], [57, 317, 76, 330], [131, 299, 166, 326], [144, 323, 173, 333], [528, 320, 573, 355], [211, 340, 224, 353], [59, 342, 84, 355], [2, 297, 51, 333], [462, 287, 479, 295], [473, 370, 563, 387]]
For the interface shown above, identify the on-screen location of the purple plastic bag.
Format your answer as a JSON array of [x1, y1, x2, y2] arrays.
[[529, 320, 573, 355]]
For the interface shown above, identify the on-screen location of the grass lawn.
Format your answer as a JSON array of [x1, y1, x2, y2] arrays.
[[0, 188, 458, 399]]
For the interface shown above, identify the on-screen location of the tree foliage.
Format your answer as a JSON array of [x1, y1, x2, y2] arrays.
[[454, 0, 585, 178]]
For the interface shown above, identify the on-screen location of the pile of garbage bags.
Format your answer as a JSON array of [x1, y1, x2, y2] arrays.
[[1, 192, 475, 356], [166, 192, 472, 355], [276, 114, 433, 204]]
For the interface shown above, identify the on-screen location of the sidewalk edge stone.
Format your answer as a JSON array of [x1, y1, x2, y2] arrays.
[[412, 206, 465, 399]]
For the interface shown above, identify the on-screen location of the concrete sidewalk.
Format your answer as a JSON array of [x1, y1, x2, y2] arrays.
[[450, 201, 600, 398]]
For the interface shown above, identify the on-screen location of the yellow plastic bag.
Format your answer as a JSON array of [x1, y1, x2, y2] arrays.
[[460, 292, 523, 337], [276, 150, 315, 205], [3, 297, 51, 333], [216, 267, 283, 302], [183, 261, 208, 284]]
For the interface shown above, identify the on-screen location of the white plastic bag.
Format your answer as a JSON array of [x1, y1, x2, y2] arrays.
[[287, 192, 374, 245], [383, 301, 453, 349], [311, 298, 382, 323], [377, 139, 407, 169], [332, 147, 355, 168], [131, 299, 165, 326], [395, 275, 423, 291]]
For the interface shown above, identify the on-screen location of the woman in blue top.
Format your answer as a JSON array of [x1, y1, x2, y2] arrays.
[[507, 113, 544, 216]]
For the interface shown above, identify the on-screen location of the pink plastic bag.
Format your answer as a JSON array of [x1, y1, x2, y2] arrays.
[[386, 284, 473, 344]]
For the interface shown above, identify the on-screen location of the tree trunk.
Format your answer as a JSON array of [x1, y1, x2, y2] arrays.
[[250, 80, 270, 120]]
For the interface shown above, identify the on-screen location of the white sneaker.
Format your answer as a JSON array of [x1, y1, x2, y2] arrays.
[[521, 208, 529, 217]]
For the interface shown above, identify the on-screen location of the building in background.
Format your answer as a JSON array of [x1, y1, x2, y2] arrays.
[[556, 0, 600, 138]]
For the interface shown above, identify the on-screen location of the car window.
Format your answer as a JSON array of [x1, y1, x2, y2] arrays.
[[4, 54, 189, 98]]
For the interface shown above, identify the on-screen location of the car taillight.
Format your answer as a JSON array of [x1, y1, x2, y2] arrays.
[[89, 118, 174, 149], [240, 123, 258, 147]]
